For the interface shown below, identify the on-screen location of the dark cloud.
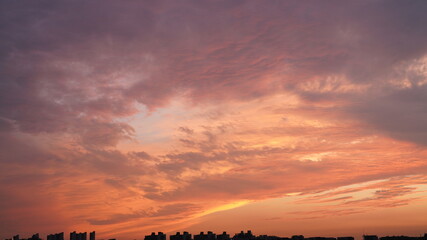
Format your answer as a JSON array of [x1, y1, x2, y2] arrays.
[[131, 151, 155, 160], [351, 85, 427, 146], [1, 0, 427, 146], [78, 120, 135, 147], [179, 126, 194, 135]]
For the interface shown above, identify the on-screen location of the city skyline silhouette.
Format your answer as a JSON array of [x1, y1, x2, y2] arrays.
[[5, 231, 427, 240]]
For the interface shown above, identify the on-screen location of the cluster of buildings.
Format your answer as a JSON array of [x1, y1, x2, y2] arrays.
[[70, 232, 96, 240], [144, 231, 427, 240], [365, 236, 427, 240], [5, 232, 96, 240], [5, 231, 427, 240], [6, 234, 42, 240]]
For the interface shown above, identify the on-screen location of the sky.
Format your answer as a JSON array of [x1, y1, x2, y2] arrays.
[[1, 0, 427, 239]]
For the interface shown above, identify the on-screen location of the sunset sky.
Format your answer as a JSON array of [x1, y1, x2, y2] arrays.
[[1, 1, 427, 240]]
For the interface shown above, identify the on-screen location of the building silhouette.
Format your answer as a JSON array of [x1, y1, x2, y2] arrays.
[[233, 231, 255, 240], [47, 232, 64, 240], [171, 232, 192, 240], [70, 232, 87, 240], [195, 232, 216, 240], [257, 235, 289, 240], [145, 232, 167, 240], [217, 232, 231, 240], [380, 237, 423, 240], [291, 236, 304, 240], [6, 234, 41, 240], [364, 236, 379, 240], [306, 237, 336, 240], [30, 234, 41, 240]]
